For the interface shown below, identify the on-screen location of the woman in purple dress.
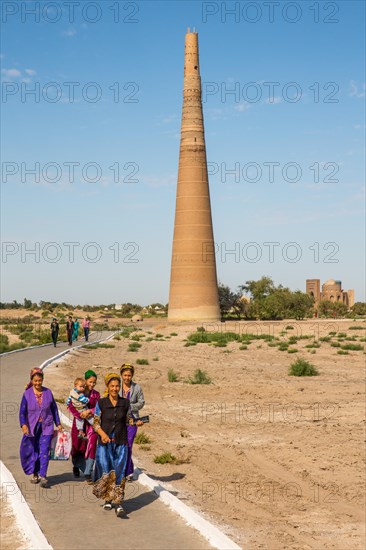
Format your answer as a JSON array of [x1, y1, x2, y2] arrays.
[[19, 368, 62, 488], [67, 369, 100, 482], [119, 363, 145, 481]]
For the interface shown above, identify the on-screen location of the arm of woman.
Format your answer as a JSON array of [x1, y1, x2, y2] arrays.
[[93, 402, 110, 443], [130, 385, 145, 414], [19, 395, 29, 434], [50, 393, 62, 431]]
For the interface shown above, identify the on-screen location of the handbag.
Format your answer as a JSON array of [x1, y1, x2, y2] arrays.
[[49, 429, 72, 460]]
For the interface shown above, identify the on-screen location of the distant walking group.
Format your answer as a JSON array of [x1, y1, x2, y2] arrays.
[[50, 316, 91, 347], [19, 363, 145, 517]]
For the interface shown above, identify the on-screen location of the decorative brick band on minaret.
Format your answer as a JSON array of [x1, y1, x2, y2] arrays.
[[168, 30, 220, 321]]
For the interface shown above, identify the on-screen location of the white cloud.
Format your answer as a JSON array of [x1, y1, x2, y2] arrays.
[[235, 102, 251, 112], [62, 28, 77, 37], [1, 68, 21, 78], [349, 80, 365, 98], [25, 69, 36, 76]]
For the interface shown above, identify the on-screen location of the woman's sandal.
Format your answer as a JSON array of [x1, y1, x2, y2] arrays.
[[103, 502, 112, 511], [30, 474, 40, 484], [115, 505, 126, 518]]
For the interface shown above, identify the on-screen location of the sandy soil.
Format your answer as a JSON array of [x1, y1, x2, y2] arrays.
[[0, 492, 27, 550], [45, 318, 365, 549]]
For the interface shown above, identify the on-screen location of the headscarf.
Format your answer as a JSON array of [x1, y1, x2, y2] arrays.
[[120, 363, 135, 377], [25, 367, 43, 390], [85, 369, 97, 380], [103, 373, 121, 397]]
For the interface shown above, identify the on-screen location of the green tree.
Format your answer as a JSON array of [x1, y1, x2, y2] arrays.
[[351, 302, 366, 316], [218, 283, 243, 319]]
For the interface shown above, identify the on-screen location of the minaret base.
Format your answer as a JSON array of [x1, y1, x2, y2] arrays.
[[168, 306, 220, 321]]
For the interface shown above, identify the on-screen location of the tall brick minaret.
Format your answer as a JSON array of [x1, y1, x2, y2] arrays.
[[168, 29, 220, 321]]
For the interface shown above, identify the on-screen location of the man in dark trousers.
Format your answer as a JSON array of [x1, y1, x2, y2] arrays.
[[50, 318, 59, 347], [66, 316, 74, 346]]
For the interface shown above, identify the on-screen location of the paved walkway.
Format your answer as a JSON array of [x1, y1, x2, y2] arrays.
[[0, 336, 211, 550]]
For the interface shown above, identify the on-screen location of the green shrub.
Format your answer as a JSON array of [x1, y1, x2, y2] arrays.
[[288, 348, 298, 353], [305, 343, 321, 349], [154, 452, 176, 464], [213, 341, 227, 347], [349, 326, 365, 330], [168, 368, 179, 382], [328, 331, 337, 336], [170, 332, 178, 336], [136, 358, 149, 365], [278, 343, 289, 351], [337, 332, 347, 338], [239, 345, 248, 350], [128, 342, 141, 352], [152, 356, 159, 361], [331, 342, 340, 348], [337, 350, 349, 355], [288, 336, 299, 344], [184, 341, 196, 347], [155, 333, 164, 338], [187, 369, 212, 385], [319, 336, 332, 342], [289, 358, 319, 376], [135, 432, 151, 445], [340, 344, 363, 351], [286, 325, 294, 330]]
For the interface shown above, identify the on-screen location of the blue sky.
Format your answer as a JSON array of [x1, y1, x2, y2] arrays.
[[1, 0, 365, 305]]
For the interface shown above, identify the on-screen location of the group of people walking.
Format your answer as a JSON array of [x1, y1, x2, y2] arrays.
[[19, 363, 145, 517], [50, 317, 91, 347]]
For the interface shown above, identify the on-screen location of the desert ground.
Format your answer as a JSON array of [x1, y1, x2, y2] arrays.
[[37, 316, 365, 550]]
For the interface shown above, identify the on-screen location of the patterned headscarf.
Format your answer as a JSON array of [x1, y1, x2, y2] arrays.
[[85, 369, 97, 380], [25, 367, 44, 390], [103, 373, 121, 397], [120, 363, 135, 377]]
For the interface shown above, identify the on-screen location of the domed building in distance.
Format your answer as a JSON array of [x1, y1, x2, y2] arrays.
[[306, 279, 355, 308]]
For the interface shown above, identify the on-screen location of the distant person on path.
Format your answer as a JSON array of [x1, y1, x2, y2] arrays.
[[119, 363, 145, 481], [72, 318, 80, 341], [66, 377, 94, 440], [67, 370, 100, 482], [50, 318, 59, 347], [82, 317, 90, 342], [19, 368, 62, 488], [66, 316, 74, 346], [92, 373, 143, 517]]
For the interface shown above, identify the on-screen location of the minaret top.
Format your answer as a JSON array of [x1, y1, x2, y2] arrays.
[[186, 27, 197, 34]]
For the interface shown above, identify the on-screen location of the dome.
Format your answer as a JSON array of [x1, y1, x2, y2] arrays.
[[323, 278, 336, 286]]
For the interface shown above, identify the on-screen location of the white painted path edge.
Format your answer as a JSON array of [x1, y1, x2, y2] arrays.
[[0, 461, 52, 550]]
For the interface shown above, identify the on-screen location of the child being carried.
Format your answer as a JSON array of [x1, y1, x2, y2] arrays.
[[66, 377, 93, 440]]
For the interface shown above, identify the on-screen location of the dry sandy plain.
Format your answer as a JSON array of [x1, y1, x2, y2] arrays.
[[41, 317, 365, 550]]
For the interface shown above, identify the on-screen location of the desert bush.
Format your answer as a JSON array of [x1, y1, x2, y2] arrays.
[[154, 452, 176, 464], [168, 368, 179, 382], [331, 342, 340, 348], [340, 344, 363, 351], [337, 350, 349, 355], [286, 325, 294, 330], [288, 348, 298, 353], [187, 369, 212, 385], [136, 358, 149, 365], [239, 345, 248, 350], [170, 332, 178, 336], [289, 358, 319, 376], [349, 326, 365, 330], [135, 432, 151, 445]]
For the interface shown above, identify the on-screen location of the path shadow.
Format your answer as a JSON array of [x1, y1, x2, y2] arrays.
[[124, 489, 158, 514], [142, 472, 186, 483]]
